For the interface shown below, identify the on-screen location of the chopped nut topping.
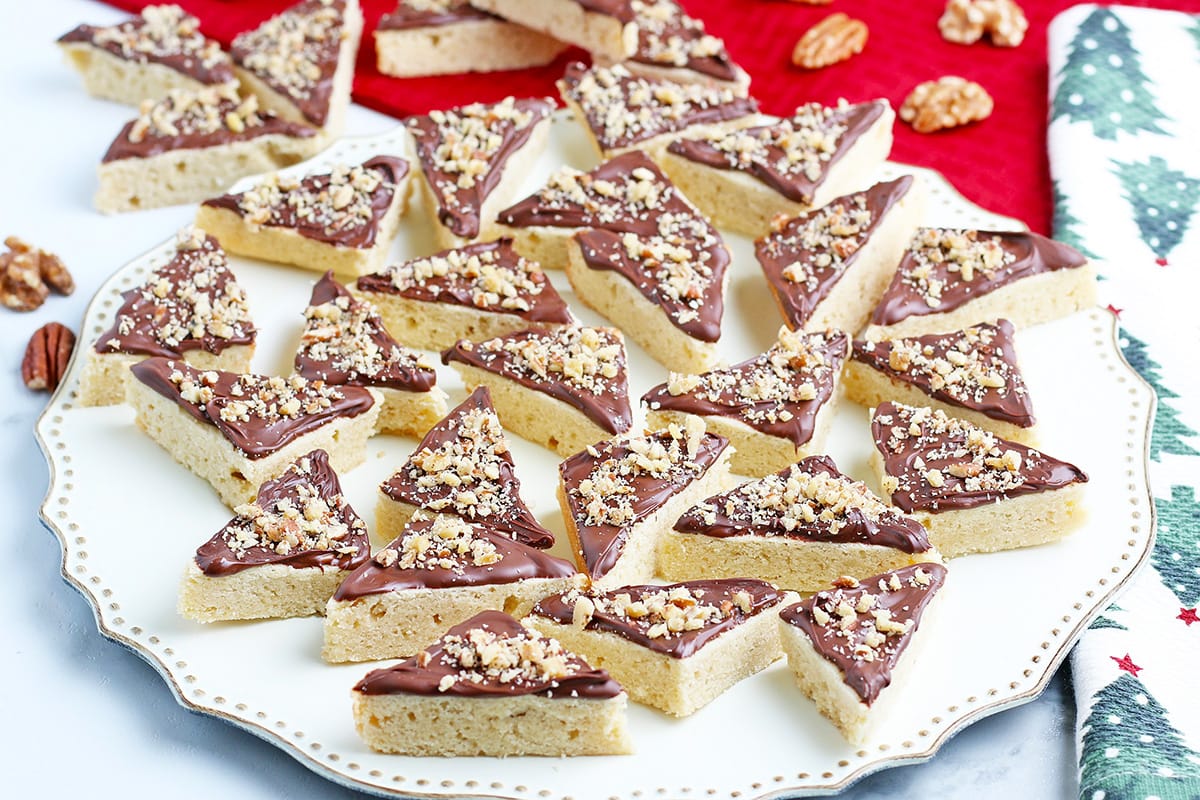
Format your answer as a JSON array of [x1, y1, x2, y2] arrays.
[[762, 189, 874, 291], [126, 84, 268, 143], [88, 5, 230, 74], [804, 570, 936, 664], [234, 162, 391, 236], [454, 326, 625, 397], [895, 228, 1016, 308], [233, 0, 343, 104], [298, 287, 431, 384], [631, 0, 732, 71], [524, 159, 677, 228], [167, 362, 344, 422], [385, 243, 549, 314], [375, 514, 501, 572], [436, 625, 576, 689], [560, 583, 739, 639]]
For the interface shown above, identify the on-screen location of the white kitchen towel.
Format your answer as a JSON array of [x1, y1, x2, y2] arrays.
[[1048, 5, 1200, 799]]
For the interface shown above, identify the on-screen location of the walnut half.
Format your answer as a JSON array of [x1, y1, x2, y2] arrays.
[[900, 76, 994, 133]]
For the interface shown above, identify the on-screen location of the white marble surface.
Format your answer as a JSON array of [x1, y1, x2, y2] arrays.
[[0, 2, 1077, 796]]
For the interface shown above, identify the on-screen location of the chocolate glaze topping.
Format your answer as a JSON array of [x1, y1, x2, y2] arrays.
[[353, 610, 623, 698], [559, 426, 728, 580], [408, 97, 554, 239], [380, 387, 555, 549], [202, 156, 408, 249], [558, 62, 757, 152], [294, 272, 437, 393], [642, 329, 848, 446], [852, 320, 1035, 427], [332, 514, 576, 600], [530, 578, 781, 659], [129, 357, 375, 460], [442, 326, 633, 436], [871, 401, 1087, 513], [780, 563, 947, 705], [575, 0, 637, 22], [94, 228, 255, 359], [629, 0, 740, 82], [102, 86, 316, 163], [871, 228, 1089, 327], [355, 239, 573, 325], [757, 176, 914, 330], [231, 0, 349, 127], [669, 100, 887, 203], [195, 449, 369, 576], [674, 455, 931, 554], [60, 5, 235, 86], [377, 0, 493, 30]]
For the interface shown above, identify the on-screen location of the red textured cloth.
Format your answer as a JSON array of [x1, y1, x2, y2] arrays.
[[100, 0, 1200, 233]]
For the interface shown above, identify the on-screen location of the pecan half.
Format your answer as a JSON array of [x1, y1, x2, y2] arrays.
[[22, 322, 76, 393], [900, 76, 994, 133], [792, 13, 868, 69]]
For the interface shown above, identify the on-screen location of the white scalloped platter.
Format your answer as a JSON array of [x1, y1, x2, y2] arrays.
[[37, 113, 1155, 799]]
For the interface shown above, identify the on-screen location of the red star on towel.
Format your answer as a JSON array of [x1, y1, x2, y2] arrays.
[[1179, 607, 1199, 626], [1155, 257, 1169, 266], [1112, 653, 1143, 676], [1105, 304, 1123, 318]]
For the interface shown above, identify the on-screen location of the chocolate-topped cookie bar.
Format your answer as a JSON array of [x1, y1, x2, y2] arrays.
[[642, 328, 849, 477], [355, 239, 574, 352], [659, 100, 895, 238], [178, 449, 370, 622], [59, 5, 235, 105], [79, 227, 255, 407], [407, 96, 555, 249], [526, 579, 789, 716], [661, 455, 941, 591], [196, 156, 412, 277], [870, 402, 1087, 557], [558, 61, 758, 158], [845, 320, 1037, 443], [469, 0, 639, 61], [375, 0, 565, 77], [294, 273, 447, 436], [757, 176, 925, 333]]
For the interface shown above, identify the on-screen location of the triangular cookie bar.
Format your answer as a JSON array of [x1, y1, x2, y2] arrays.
[[469, 0, 638, 61], [557, 422, 731, 589], [442, 326, 633, 457], [663, 455, 940, 591], [617, 0, 749, 91], [756, 176, 924, 332], [179, 449, 370, 622], [527, 578, 787, 716], [351, 610, 631, 755], [407, 96, 555, 248], [196, 155, 412, 277], [294, 272, 447, 436], [642, 328, 849, 476], [846, 320, 1037, 443], [778, 563, 948, 744], [376, 386, 555, 550], [59, 5, 236, 104], [231, 0, 363, 135], [869, 401, 1087, 557], [80, 226, 256, 407]]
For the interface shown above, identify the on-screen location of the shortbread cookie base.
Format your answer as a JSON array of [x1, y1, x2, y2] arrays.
[[646, 394, 840, 478], [359, 286, 568, 353], [843, 359, 1037, 445], [559, 449, 732, 590], [779, 583, 946, 745], [193, 174, 410, 278], [352, 691, 633, 756], [178, 560, 347, 623], [527, 599, 784, 717], [125, 375, 381, 507], [415, 114, 551, 251], [375, 19, 565, 77], [375, 384, 449, 438], [470, 0, 637, 61], [864, 263, 1099, 339], [657, 532, 943, 593], [657, 107, 895, 240], [448, 361, 619, 457], [870, 451, 1088, 558], [490, 222, 577, 271], [373, 492, 422, 550], [564, 242, 723, 374], [78, 344, 255, 407], [95, 135, 322, 214], [59, 42, 226, 105], [323, 577, 579, 662]]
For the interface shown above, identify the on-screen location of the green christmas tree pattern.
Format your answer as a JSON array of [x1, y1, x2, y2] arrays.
[[1120, 329, 1198, 461], [1089, 603, 1128, 632], [1112, 156, 1200, 260], [1052, 8, 1168, 141], [1079, 672, 1200, 799], [1153, 486, 1200, 608], [1053, 180, 1099, 260]]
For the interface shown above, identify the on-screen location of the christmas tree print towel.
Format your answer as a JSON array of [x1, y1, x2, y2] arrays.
[[1049, 6, 1200, 799]]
